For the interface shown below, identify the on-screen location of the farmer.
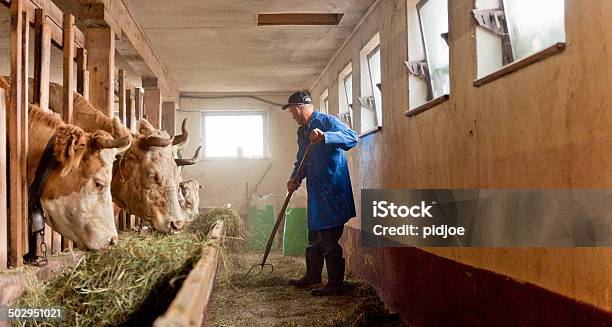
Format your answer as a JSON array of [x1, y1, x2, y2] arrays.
[[283, 91, 358, 296]]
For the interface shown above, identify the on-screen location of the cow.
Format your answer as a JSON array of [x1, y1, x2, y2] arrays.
[[2, 75, 128, 250], [4, 76, 186, 233], [178, 180, 202, 221]]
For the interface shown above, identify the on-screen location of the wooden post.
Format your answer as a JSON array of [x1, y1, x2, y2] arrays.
[[118, 70, 126, 124], [63, 13, 75, 125], [20, 10, 29, 256], [76, 47, 89, 99], [126, 88, 136, 132], [86, 27, 114, 117], [34, 9, 51, 112], [8, 0, 25, 267], [0, 88, 7, 271], [135, 87, 143, 121], [143, 88, 162, 129], [162, 102, 176, 136], [117, 71, 127, 231]]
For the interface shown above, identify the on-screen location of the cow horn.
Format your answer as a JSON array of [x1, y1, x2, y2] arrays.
[[175, 146, 201, 166], [172, 118, 189, 146], [95, 134, 131, 150], [141, 135, 173, 148]]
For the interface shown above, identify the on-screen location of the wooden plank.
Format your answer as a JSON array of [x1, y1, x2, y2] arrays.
[[473, 43, 566, 87], [86, 27, 115, 117], [20, 9, 29, 256], [143, 87, 162, 129], [161, 102, 176, 136], [1, 0, 85, 49], [154, 222, 224, 327], [51, 229, 60, 254], [62, 13, 75, 124], [135, 87, 143, 121], [76, 47, 88, 98], [0, 88, 7, 271], [118, 70, 126, 124], [126, 88, 135, 132], [8, 0, 24, 268], [257, 13, 343, 26]]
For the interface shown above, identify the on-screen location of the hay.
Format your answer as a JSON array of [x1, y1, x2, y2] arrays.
[[17, 207, 244, 327]]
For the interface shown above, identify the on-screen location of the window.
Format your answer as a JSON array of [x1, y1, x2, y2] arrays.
[[338, 63, 353, 128], [319, 88, 329, 114], [406, 0, 450, 113], [201, 112, 267, 159], [367, 47, 382, 126], [360, 33, 381, 132], [473, 0, 565, 81]]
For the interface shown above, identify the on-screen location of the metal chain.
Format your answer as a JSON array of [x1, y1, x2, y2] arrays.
[[39, 228, 48, 266]]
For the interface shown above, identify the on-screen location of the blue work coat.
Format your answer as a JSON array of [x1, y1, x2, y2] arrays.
[[291, 111, 358, 231]]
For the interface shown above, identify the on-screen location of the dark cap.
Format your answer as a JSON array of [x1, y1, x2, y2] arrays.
[[282, 91, 312, 110]]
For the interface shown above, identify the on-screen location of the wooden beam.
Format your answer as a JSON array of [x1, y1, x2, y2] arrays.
[[20, 9, 30, 257], [135, 87, 143, 121], [118, 70, 126, 124], [257, 13, 344, 26], [126, 88, 135, 132], [77, 0, 180, 102], [0, 0, 85, 49], [8, 0, 25, 267], [0, 88, 7, 271], [76, 47, 88, 99], [33, 8, 51, 112], [161, 102, 176, 136], [143, 87, 162, 129], [86, 26, 114, 117], [63, 13, 75, 124]]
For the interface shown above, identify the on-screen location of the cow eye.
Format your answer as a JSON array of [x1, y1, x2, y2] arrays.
[[94, 178, 106, 192]]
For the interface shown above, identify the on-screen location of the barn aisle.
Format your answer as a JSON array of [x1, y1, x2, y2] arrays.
[[207, 252, 404, 327]]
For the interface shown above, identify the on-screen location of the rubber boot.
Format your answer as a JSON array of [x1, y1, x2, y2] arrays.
[[289, 247, 323, 288], [311, 257, 351, 296]]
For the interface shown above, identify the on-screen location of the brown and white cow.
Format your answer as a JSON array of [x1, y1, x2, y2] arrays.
[[3, 77, 186, 233], [2, 76, 128, 249], [179, 179, 202, 221]]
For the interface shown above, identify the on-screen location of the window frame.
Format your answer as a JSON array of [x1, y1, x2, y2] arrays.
[[319, 88, 329, 114], [416, 0, 450, 102], [472, 0, 566, 87], [366, 45, 382, 127], [200, 111, 268, 160], [338, 63, 354, 128]]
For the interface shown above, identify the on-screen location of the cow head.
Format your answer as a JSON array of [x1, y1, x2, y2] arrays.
[[179, 180, 202, 221], [111, 119, 185, 233], [28, 106, 130, 250]]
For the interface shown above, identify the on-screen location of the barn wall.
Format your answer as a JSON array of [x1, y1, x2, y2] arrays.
[[310, 0, 612, 322], [177, 95, 297, 217]]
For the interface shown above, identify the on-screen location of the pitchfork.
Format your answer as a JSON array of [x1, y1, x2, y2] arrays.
[[245, 142, 313, 278]]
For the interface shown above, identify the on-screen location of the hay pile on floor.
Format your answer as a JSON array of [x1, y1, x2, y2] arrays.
[[18, 207, 244, 327]]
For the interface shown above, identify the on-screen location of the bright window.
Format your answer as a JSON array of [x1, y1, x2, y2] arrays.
[[366, 47, 382, 126], [474, 0, 565, 78], [201, 112, 267, 159], [360, 33, 381, 132], [338, 63, 353, 128], [504, 0, 565, 60], [418, 0, 450, 100], [319, 89, 329, 114]]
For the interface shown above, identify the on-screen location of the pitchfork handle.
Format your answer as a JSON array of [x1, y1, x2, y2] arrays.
[[260, 143, 312, 265]]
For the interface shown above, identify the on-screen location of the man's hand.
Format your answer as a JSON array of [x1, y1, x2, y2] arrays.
[[309, 128, 325, 144], [287, 177, 301, 192]]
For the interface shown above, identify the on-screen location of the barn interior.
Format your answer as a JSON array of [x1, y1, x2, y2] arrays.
[[0, 0, 610, 326]]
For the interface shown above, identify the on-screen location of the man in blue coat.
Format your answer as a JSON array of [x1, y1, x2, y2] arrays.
[[283, 91, 358, 296]]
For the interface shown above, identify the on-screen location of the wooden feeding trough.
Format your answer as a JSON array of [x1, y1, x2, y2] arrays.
[[155, 221, 225, 327]]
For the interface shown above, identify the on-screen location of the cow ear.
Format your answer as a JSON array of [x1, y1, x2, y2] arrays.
[[137, 119, 156, 136], [55, 125, 87, 176]]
